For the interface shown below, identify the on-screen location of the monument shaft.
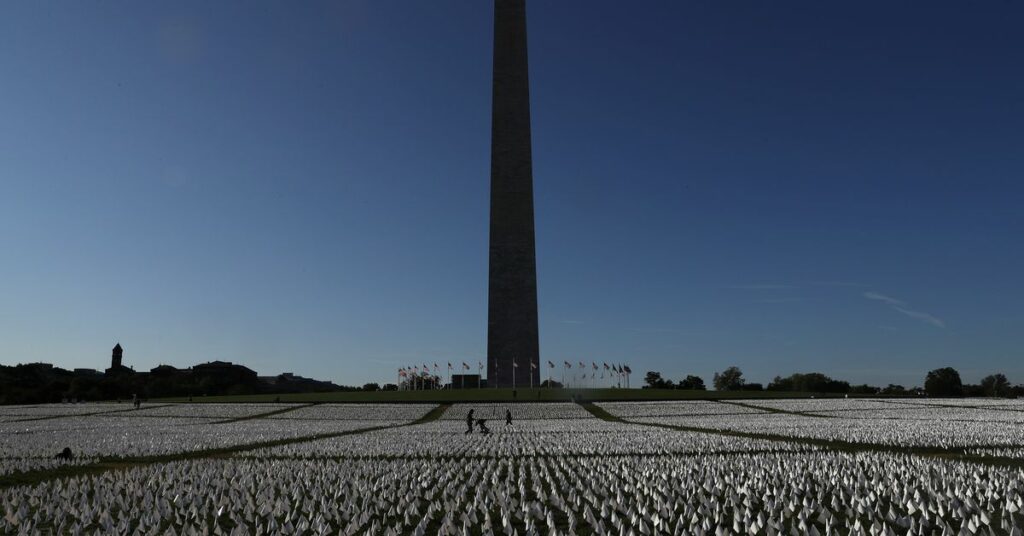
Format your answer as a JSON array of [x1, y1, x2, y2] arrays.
[[487, 0, 540, 388]]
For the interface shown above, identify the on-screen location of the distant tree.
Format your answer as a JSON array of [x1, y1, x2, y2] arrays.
[[767, 375, 792, 391], [362, 382, 380, 392], [768, 372, 850, 393], [678, 375, 706, 390], [644, 371, 665, 389], [849, 384, 879, 395], [880, 384, 907, 396], [540, 379, 563, 388], [962, 383, 985, 397], [713, 366, 745, 391], [979, 374, 1011, 397], [381, 383, 399, 391], [740, 383, 763, 391], [924, 367, 963, 397]]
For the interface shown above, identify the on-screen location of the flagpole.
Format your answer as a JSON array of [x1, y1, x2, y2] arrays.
[[512, 356, 517, 389]]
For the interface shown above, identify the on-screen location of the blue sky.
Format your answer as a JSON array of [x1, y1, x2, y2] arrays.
[[2, 1, 1022, 388]]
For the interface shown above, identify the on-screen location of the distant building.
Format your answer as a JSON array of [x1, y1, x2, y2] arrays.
[[104, 343, 133, 376], [192, 361, 257, 383], [149, 364, 180, 377], [450, 374, 485, 389], [73, 368, 102, 376], [259, 372, 340, 393]]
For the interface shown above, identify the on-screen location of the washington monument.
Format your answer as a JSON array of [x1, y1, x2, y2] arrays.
[[487, 0, 541, 388]]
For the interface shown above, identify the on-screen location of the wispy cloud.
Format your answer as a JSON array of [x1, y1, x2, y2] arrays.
[[892, 306, 946, 328], [864, 291, 945, 328], [863, 292, 907, 307], [725, 284, 795, 290]]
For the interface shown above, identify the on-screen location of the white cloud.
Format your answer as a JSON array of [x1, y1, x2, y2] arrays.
[[864, 291, 945, 328], [863, 292, 907, 307], [893, 306, 946, 328]]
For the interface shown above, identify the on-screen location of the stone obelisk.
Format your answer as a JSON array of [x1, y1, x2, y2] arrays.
[[487, 0, 540, 389]]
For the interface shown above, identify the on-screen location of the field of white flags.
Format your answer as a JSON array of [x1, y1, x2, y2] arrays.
[[597, 399, 1024, 449], [2, 399, 1024, 535]]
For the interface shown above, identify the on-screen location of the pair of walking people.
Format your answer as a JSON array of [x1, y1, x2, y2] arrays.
[[464, 408, 513, 434]]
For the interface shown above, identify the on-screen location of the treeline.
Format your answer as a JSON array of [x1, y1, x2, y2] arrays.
[[643, 366, 1024, 398], [0, 363, 355, 405]]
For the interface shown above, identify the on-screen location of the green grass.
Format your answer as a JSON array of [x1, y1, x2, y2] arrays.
[[154, 388, 848, 404], [212, 403, 315, 424]]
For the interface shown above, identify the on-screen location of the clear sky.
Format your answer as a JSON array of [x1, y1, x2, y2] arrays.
[[2, 1, 1022, 388]]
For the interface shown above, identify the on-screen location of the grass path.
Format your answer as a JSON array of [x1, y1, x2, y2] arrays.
[[714, 399, 835, 418], [212, 403, 315, 424], [0, 403, 451, 490]]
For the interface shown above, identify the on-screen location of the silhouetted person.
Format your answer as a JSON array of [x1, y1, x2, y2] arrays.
[[476, 418, 490, 434], [505, 408, 513, 427], [55, 447, 73, 461], [132, 394, 140, 410], [465, 409, 475, 434]]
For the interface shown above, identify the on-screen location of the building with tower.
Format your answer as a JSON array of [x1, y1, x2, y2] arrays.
[[104, 343, 132, 376]]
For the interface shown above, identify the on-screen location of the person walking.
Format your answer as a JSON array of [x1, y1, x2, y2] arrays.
[[505, 408, 513, 428], [465, 409, 475, 434]]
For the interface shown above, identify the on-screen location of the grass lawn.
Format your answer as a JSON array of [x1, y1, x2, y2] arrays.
[[154, 388, 850, 404]]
